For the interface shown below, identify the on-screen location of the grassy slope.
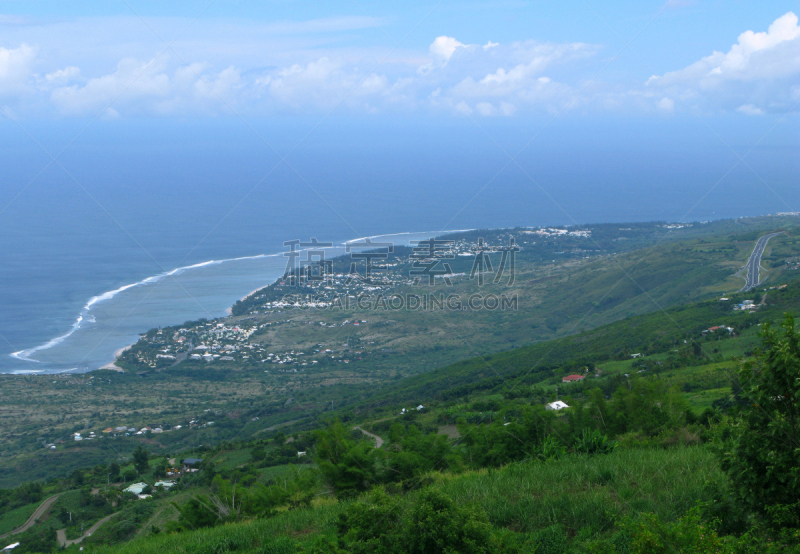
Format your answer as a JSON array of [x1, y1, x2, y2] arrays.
[[0, 501, 39, 536], [364, 278, 800, 407], [6, 226, 795, 488], [85, 446, 722, 553]]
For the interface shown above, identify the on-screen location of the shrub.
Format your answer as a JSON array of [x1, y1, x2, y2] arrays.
[[574, 429, 617, 456], [334, 487, 498, 553]]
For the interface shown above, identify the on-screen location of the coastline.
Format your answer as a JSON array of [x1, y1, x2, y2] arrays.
[[226, 286, 266, 316], [99, 344, 132, 372], [5, 229, 467, 375]]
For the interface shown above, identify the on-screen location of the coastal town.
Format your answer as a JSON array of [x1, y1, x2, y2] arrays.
[[114, 227, 618, 372]]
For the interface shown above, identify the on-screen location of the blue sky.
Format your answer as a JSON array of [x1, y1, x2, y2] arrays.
[[0, 0, 797, 230], [0, 0, 797, 118]]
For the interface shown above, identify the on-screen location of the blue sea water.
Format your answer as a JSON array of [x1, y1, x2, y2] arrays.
[[0, 116, 797, 374]]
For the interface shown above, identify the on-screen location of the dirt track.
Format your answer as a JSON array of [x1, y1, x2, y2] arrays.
[[57, 513, 118, 547], [354, 425, 384, 448]]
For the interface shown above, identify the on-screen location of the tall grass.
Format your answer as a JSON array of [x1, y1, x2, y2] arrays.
[[85, 446, 725, 553], [433, 446, 726, 538], [85, 498, 345, 554]]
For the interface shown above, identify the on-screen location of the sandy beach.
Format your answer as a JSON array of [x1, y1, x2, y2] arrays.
[[99, 344, 132, 372]]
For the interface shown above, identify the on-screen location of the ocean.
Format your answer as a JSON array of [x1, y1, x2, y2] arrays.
[[1, 116, 797, 374]]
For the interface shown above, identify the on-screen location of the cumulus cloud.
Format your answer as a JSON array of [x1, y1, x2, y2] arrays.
[[0, 13, 792, 118], [646, 11, 800, 113], [429, 39, 597, 115], [47, 57, 250, 116], [44, 66, 81, 84], [657, 97, 674, 111], [0, 44, 36, 95], [50, 57, 171, 115], [430, 36, 466, 63], [257, 57, 388, 111]]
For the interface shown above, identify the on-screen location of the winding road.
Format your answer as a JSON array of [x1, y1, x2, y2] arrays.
[[740, 232, 782, 292], [57, 513, 118, 547], [0, 494, 60, 540], [354, 426, 384, 448]]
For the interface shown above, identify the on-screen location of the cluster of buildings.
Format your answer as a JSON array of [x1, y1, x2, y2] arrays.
[[70, 425, 180, 441], [56, 417, 218, 448], [123, 233, 524, 372], [524, 228, 592, 238], [659, 223, 692, 230], [733, 299, 757, 312], [702, 325, 735, 335]]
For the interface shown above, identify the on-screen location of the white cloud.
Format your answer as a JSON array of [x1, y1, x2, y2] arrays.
[[45, 66, 81, 84], [736, 104, 764, 116], [50, 57, 171, 115], [258, 57, 389, 111], [0, 44, 36, 95], [454, 101, 472, 115], [430, 36, 466, 63], [646, 12, 800, 113], [194, 66, 241, 101], [418, 36, 469, 76], [475, 101, 494, 116], [0, 10, 795, 118], [429, 40, 596, 115], [657, 97, 674, 111], [474, 100, 516, 116]]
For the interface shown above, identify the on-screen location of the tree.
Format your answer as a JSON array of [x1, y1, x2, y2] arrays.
[[109, 461, 121, 480], [721, 314, 800, 524], [71, 469, 85, 486], [15, 527, 57, 553], [132, 445, 150, 474], [335, 487, 496, 553], [314, 422, 383, 497], [250, 445, 266, 463]]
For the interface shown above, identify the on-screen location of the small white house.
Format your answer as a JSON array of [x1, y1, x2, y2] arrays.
[[545, 401, 570, 411], [3, 542, 20, 552], [124, 482, 149, 495]]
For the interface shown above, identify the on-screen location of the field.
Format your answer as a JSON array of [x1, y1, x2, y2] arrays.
[[82, 446, 726, 553], [1, 216, 800, 553]]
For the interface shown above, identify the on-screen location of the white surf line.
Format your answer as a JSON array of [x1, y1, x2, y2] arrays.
[[9, 229, 475, 363], [9, 254, 286, 362], [342, 229, 475, 245]]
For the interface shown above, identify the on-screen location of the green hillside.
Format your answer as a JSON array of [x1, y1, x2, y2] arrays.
[[3, 218, 800, 552]]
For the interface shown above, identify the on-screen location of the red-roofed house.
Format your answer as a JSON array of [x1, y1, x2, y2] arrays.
[[562, 374, 585, 383]]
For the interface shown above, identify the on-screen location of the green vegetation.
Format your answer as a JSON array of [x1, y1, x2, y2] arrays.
[[720, 315, 800, 523], [3, 217, 800, 552], [0, 501, 39, 536]]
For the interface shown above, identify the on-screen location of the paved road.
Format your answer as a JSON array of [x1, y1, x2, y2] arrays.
[[0, 494, 61, 539], [57, 513, 118, 547], [354, 426, 384, 448], [740, 232, 782, 292]]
